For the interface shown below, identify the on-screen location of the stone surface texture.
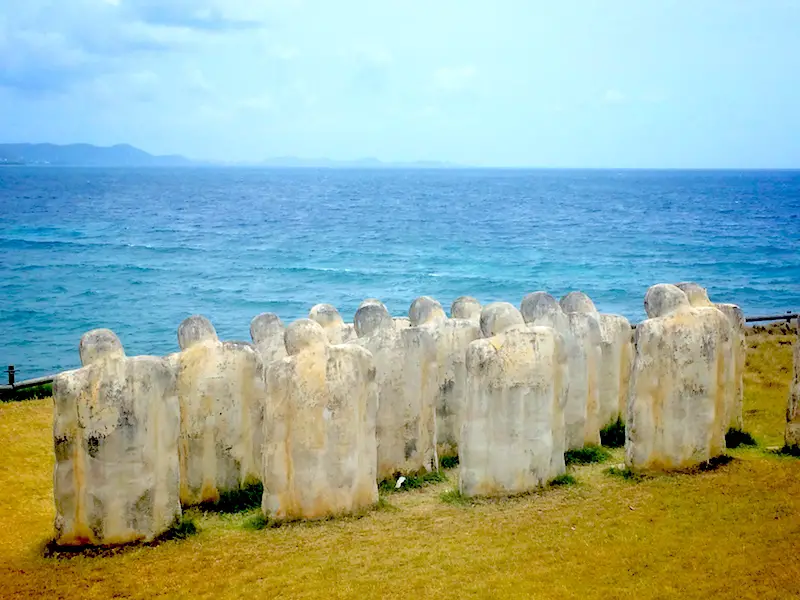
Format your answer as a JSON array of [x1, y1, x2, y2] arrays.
[[626, 284, 734, 471], [309, 303, 357, 345], [459, 312, 568, 498], [354, 304, 438, 479], [250, 312, 287, 364], [451, 296, 482, 322], [53, 329, 181, 546], [262, 319, 378, 520], [172, 316, 265, 506]]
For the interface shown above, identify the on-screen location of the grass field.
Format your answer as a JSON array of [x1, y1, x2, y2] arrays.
[[1, 332, 798, 599]]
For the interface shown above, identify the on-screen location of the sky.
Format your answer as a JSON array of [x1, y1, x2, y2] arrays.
[[1, 0, 799, 168]]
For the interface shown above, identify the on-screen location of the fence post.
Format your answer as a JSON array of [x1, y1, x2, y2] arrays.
[[7, 365, 14, 387]]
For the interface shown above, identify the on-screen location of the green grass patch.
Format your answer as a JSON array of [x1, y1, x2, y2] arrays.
[[549, 473, 577, 486], [565, 445, 611, 466], [725, 428, 758, 448], [600, 416, 626, 448], [440, 455, 459, 469], [378, 469, 447, 493], [439, 488, 471, 506]]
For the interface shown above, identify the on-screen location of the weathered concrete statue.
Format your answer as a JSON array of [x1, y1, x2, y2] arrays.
[[459, 303, 568, 498], [786, 327, 800, 448], [53, 329, 181, 546], [262, 319, 378, 520], [451, 296, 482, 323], [409, 296, 481, 456], [626, 284, 734, 471], [560, 291, 633, 428], [354, 303, 438, 479], [676, 282, 745, 429], [521, 292, 596, 449], [309, 303, 357, 344], [250, 312, 287, 364], [172, 316, 265, 506]]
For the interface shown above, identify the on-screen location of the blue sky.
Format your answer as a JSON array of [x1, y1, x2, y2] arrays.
[[1, 0, 799, 167]]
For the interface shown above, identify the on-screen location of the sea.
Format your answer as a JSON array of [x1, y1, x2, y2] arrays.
[[1, 167, 799, 379]]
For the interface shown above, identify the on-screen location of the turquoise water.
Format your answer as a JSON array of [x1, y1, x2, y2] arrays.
[[1, 167, 799, 378]]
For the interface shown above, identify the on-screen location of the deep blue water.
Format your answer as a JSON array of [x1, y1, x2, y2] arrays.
[[1, 167, 799, 378]]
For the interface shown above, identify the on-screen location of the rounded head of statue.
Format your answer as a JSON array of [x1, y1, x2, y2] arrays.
[[250, 312, 284, 345], [644, 284, 691, 319], [480, 302, 525, 337], [79, 328, 125, 366], [559, 291, 598, 314], [354, 303, 393, 338], [408, 296, 446, 327], [451, 296, 482, 321], [309, 303, 344, 328], [177, 315, 218, 350], [674, 282, 713, 307], [285, 319, 328, 356]]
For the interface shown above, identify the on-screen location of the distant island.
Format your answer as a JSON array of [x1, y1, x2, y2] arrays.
[[0, 143, 460, 169], [0, 143, 193, 167]]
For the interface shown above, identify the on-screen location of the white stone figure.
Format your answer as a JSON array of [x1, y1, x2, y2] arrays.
[[354, 304, 438, 479], [250, 312, 287, 364], [460, 303, 568, 498], [53, 329, 181, 546], [262, 319, 378, 520], [561, 292, 633, 429], [676, 282, 745, 429], [787, 332, 800, 447], [309, 303, 357, 344], [408, 296, 481, 456], [597, 314, 634, 427], [521, 292, 594, 449], [626, 284, 734, 472], [408, 296, 447, 328], [451, 296, 482, 323], [172, 315, 265, 506]]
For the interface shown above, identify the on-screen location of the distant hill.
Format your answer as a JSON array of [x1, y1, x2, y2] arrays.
[[0, 143, 194, 167]]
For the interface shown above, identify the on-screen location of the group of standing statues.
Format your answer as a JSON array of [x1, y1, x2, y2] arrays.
[[53, 281, 758, 547]]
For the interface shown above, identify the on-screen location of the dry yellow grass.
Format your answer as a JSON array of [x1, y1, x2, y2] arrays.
[[1, 334, 798, 599]]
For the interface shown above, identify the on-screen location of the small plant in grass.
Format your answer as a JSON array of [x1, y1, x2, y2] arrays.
[[725, 428, 757, 448], [600, 417, 626, 448], [439, 488, 471, 506], [565, 445, 611, 466], [549, 473, 577, 486], [170, 515, 199, 539], [378, 469, 447, 493], [242, 512, 282, 530], [440, 455, 459, 469]]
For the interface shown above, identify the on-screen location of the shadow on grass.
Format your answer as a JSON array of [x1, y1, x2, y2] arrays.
[[605, 454, 735, 482], [600, 417, 626, 448], [201, 483, 263, 514], [42, 515, 198, 559], [775, 444, 800, 458], [726, 428, 758, 449]]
